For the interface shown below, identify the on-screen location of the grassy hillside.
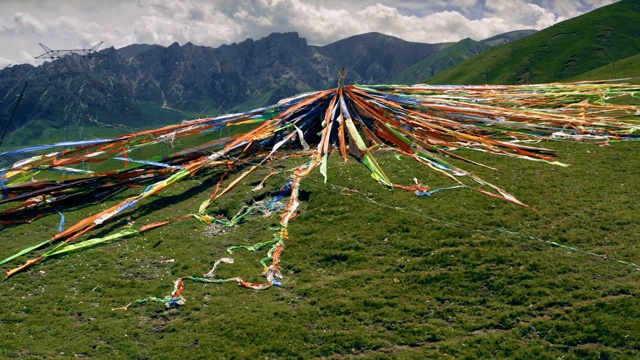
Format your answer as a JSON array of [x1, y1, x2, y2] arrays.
[[1, 138, 639, 358], [427, 0, 640, 85], [394, 31, 537, 85], [0, 100, 186, 152], [481, 29, 537, 47], [394, 38, 490, 84], [571, 52, 640, 82]]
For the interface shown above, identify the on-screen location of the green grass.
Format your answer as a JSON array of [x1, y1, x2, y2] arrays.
[[426, 0, 640, 85], [572, 52, 640, 83], [393, 38, 490, 84], [1, 137, 639, 358]]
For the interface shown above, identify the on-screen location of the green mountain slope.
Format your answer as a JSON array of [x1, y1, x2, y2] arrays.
[[571, 52, 640, 82], [2, 142, 640, 358], [427, 0, 640, 85], [393, 38, 490, 84], [394, 30, 537, 85], [481, 29, 538, 47]]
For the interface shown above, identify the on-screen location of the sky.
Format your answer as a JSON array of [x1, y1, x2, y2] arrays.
[[0, 0, 619, 69]]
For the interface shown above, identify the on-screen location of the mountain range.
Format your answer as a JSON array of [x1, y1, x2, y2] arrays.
[[1, 0, 639, 147], [0, 30, 532, 145]]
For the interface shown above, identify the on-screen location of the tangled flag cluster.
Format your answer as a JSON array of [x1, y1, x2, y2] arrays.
[[1, 80, 639, 308]]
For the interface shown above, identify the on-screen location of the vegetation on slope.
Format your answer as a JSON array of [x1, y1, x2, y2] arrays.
[[393, 38, 490, 84], [571, 52, 640, 82], [1, 138, 639, 358], [394, 30, 537, 85], [427, 0, 640, 85]]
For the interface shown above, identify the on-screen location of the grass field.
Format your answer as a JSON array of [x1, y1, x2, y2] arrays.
[[1, 136, 639, 359]]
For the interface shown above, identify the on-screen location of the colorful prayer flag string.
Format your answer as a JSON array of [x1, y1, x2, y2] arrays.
[[1, 80, 638, 305]]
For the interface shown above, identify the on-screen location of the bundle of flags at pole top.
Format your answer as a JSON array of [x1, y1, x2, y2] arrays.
[[0, 79, 639, 307]]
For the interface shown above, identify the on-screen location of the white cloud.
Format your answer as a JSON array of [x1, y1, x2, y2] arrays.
[[286, 0, 367, 43], [126, 1, 244, 46], [18, 50, 33, 63], [485, 0, 559, 27], [12, 12, 47, 35], [350, 2, 556, 43], [233, 9, 273, 27], [0, 57, 14, 68], [527, 3, 560, 29], [449, 0, 481, 8], [0, 11, 47, 35]]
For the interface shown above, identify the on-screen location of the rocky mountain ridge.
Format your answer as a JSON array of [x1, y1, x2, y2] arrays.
[[0, 30, 533, 142]]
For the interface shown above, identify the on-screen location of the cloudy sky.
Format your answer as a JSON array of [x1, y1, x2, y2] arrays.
[[0, 0, 618, 69]]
